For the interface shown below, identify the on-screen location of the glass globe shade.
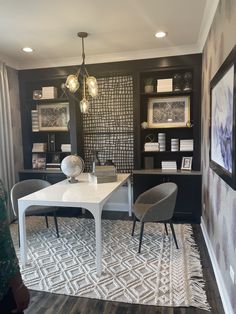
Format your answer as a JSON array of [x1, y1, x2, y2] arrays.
[[80, 98, 90, 113], [86, 76, 97, 88], [88, 86, 98, 97], [65, 75, 80, 93]]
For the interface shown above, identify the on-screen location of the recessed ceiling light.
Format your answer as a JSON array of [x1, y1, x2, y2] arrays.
[[22, 47, 33, 53], [155, 31, 167, 38]]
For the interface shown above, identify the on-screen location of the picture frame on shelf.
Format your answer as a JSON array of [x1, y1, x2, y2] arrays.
[[147, 96, 190, 128], [37, 102, 70, 131], [181, 156, 192, 170], [210, 45, 236, 190]]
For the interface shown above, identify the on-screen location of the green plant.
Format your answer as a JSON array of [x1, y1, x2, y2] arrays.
[[144, 78, 153, 85]]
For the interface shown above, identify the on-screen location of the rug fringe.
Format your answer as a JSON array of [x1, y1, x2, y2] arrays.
[[185, 225, 211, 311]]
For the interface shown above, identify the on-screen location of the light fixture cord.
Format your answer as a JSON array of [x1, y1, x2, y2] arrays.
[[81, 37, 85, 65]]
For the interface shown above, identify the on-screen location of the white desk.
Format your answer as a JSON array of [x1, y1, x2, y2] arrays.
[[18, 173, 132, 276]]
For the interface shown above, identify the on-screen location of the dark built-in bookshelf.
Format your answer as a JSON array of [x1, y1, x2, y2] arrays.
[[18, 54, 202, 222]]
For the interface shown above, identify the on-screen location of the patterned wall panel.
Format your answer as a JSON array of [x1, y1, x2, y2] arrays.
[[201, 0, 236, 311], [83, 75, 134, 172]]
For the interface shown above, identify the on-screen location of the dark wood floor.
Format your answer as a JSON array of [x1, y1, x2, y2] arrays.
[[24, 210, 224, 314]]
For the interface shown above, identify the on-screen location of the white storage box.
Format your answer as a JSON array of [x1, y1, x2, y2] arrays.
[[42, 86, 58, 99]]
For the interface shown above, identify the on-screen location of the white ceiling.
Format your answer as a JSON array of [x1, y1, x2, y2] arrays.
[[0, 0, 219, 70]]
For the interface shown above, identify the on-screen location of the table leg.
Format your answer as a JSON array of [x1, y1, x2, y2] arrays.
[[94, 210, 102, 276], [127, 177, 132, 216], [18, 203, 27, 266]]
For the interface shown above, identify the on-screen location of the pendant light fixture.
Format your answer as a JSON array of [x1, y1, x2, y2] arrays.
[[65, 32, 98, 113]]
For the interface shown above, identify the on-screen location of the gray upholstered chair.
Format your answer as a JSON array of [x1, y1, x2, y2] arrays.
[[132, 182, 178, 253], [11, 179, 59, 244]]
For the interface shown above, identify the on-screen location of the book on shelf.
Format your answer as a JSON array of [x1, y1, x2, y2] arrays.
[[32, 143, 47, 152], [61, 144, 71, 152], [32, 153, 46, 170], [144, 142, 160, 152], [46, 163, 61, 170], [31, 110, 39, 132], [161, 161, 177, 170], [180, 139, 194, 151]]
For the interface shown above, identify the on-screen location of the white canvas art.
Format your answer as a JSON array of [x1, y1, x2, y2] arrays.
[[211, 65, 234, 173]]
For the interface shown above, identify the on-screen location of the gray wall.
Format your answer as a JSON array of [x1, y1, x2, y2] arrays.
[[7, 66, 23, 181], [201, 0, 236, 311]]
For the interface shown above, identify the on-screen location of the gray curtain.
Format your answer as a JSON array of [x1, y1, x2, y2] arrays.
[[0, 62, 15, 221]]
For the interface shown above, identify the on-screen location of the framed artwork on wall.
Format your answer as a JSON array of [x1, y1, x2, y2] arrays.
[[37, 102, 70, 131], [210, 45, 236, 190], [147, 96, 190, 128]]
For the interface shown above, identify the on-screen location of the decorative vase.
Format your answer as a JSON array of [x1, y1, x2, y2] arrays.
[[144, 85, 154, 93], [92, 150, 100, 172]]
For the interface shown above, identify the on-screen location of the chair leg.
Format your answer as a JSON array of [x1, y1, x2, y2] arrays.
[[164, 223, 168, 235], [170, 222, 178, 249], [138, 222, 144, 253], [45, 215, 49, 228], [131, 215, 137, 236], [53, 211, 59, 238]]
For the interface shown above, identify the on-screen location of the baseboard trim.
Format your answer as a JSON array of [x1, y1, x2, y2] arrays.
[[201, 218, 234, 314]]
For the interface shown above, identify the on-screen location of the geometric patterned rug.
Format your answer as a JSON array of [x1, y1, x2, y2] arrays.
[[10, 217, 210, 311]]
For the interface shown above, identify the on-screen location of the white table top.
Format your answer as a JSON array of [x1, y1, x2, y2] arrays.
[[18, 173, 130, 208]]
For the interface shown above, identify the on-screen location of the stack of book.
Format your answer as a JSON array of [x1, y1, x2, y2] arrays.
[[32, 143, 47, 152], [31, 110, 39, 132], [180, 139, 194, 151], [144, 142, 160, 151], [157, 78, 173, 92], [61, 144, 71, 152], [46, 163, 61, 170], [89, 165, 117, 184], [161, 161, 177, 170]]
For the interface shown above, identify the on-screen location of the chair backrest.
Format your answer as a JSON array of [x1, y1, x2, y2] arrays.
[[11, 179, 51, 217], [139, 182, 178, 222]]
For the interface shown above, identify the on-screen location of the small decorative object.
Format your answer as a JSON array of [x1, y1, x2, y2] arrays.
[[104, 159, 115, 166], [147, 96, 190, 128], [33, 90, 42, 100], [92, 150, 101, 172], [144, 78, 154, 93], [183, 72, 192, 91], [144, 133, 156, 143], [141, 121, 148, 129], [61, 155, 85, 183], [181, 157, 192, 170], [173, 73, 182, 91]]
